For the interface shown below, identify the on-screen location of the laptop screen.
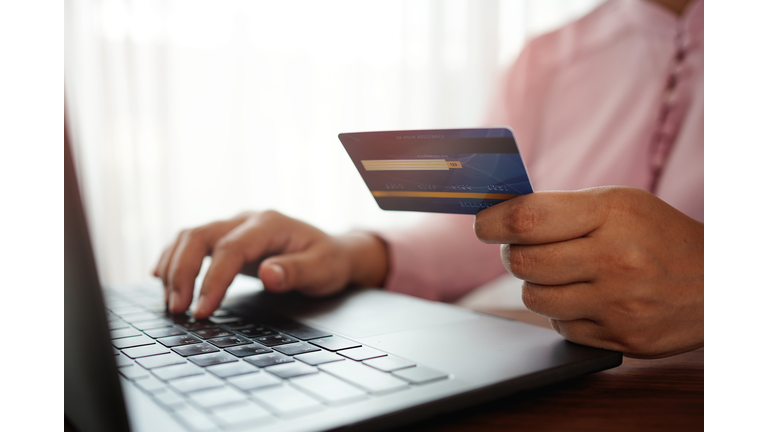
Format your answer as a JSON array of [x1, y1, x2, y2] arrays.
[[65, 119, 131, 432]]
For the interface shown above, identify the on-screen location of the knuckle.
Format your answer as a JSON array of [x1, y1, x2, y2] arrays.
[[615, 245, 655, 274], [213, 236, 242, 255], [503, 203, 539, 239], [599, 186, 651, 222], [177, 228, 192, 241], [616, 331, 653, 355], [256, 209, 282, 222], [614, 297, 652, 323], [188, 225, 208, 240], [177, 226, 207, 244], [234, 210, 257, 219]]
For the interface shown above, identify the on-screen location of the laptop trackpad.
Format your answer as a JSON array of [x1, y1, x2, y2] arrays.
[[224, 281, 480, 339], [293, 289, 479, 338]]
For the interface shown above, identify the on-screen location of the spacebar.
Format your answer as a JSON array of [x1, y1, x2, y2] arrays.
[[318, 360, 409, 396]]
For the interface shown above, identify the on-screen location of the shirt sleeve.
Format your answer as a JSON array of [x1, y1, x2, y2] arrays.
[[375, 214, 509, 302]]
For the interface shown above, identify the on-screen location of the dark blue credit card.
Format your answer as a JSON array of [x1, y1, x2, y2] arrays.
[[338, 127, 534, 214]]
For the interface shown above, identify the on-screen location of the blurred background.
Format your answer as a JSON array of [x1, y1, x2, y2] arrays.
[[65, 0, 605, 286]]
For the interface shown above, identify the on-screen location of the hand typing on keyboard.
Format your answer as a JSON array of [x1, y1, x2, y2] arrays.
[[153, 211, 389, 318]]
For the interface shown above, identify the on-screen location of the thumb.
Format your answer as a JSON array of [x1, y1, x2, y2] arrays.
[[259, 249, 345, 296], [259, 260, 289, 292]]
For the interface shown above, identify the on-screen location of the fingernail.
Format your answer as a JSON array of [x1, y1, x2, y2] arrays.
[[268, 263, 285, 289], [193, 294, 206, 318], [169, 292, 181, 313]]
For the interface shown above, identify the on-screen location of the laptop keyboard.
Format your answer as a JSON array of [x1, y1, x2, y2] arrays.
[[104, 287, 450, 431]]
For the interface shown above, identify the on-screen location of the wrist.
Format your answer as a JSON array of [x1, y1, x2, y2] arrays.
[[337, 231, 389, 288]]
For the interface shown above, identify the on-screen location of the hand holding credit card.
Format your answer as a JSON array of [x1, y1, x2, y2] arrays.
[[338, 127, 534, 214]]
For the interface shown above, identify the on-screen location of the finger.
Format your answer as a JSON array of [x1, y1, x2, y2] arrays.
[[153, 247, 170, 278], [167, 219, 244, 314], [193, 217, 288, 318], [474, 188, 609, 245], [500, 238, 597, 285], [166, 231, 207, 313], [192, 246, 244, 318], [156, 234, 188, 306], [154, 243, 177, 304], [521, 281, 603, 321]]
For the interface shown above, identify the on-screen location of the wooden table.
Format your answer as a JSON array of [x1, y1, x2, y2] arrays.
[[67, 309, 704, 432]]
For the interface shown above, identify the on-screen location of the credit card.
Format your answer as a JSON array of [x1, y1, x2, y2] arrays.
[[338, 127, 534, 214]]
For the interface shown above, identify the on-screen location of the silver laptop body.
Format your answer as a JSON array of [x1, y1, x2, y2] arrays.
[[65, 127, 622, 432]]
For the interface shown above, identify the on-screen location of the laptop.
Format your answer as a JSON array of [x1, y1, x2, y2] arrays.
[[64, 123, 622, 432]]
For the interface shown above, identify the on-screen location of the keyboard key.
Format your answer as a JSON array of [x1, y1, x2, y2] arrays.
[[168, 374, 224, 394], [253, 334, 299, 347], [136, 353, 186, 369], [267, 319, 333, 340], [176, 320, 217, 331], [251, 385, 323, 417], [245, 352, 294, 368], [113, 335, 154, 349], [207, 361, 258, 379], [118, 365, 149, 380], [187, 386, 249, 409], [122, 344, 170, 359], [265, 362, 318, 379], [308, 336, 361, 351], [192, 327, 232, 339], [337, 346, 387, 361], [144, 326, 186, 339], [225, 344, 272, 358], [166, 313, 194, 324], [172, 343, 219, 357], [122, 311, 160, 323], [134, 375, 167, 393], [132, 318, 172, 330], [392, 366, 449, 384], [295, 350, 345, 366], [291, 372, 367, 406], [273, 342, 321, 356], [363, 356, 416, 372], [210, 400, 273, 428], [228, 372, 281, 392], [211, 309, 232, 317], [172, 404, 219, 431], [207, 334, 252, 348], [319, 361, 409, 395], [208, 316, 242, 325], [152, 363, 203, 381], [157, 334, 203, 347], [111, 327, 142, 339], [108, 319, 129, 330], [229, 324, 276, 338], [154, 391, 187, 410], [110, 305, 145, 315], [114, 353, 134, 367], [188, 352, 238, 367]]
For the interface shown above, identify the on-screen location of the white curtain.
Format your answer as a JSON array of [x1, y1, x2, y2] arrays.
[[65, 0, 604, 285]]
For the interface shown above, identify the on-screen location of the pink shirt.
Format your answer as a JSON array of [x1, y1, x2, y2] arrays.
[[379, 0, 704, 302]]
